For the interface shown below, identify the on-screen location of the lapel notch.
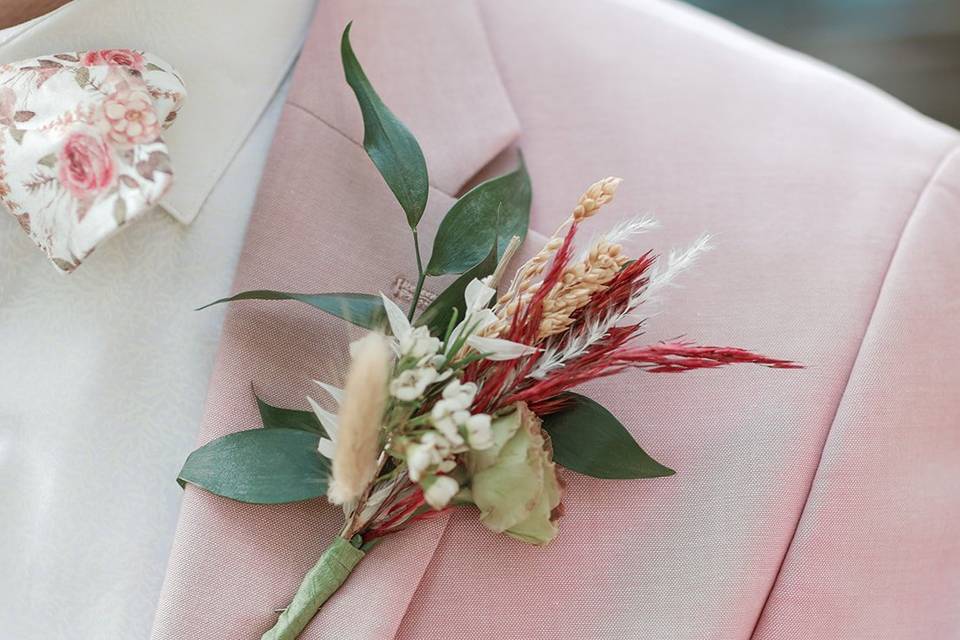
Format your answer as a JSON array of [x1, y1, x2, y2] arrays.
[[285, 0, 521, 197]]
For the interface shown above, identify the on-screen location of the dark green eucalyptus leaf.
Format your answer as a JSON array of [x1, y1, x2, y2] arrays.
[[342, 23, 429, 228], [197, 290, 385, 330], [541, 393, 675, 479], [425, 154, 531, 276], [416, 238, 498, 335], [178, 428, 329, 504], [256, 393, 325, 436]]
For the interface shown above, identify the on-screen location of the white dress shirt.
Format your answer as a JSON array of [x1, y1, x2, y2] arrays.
[[0, 1, 315, 637]]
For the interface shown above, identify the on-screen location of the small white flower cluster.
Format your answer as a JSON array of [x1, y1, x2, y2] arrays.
[[397, 325, 441, 363], [430, 380, 493, 450], [382, 279, 536, 404], [406, 379, 493, 508], [313, 282, 538, 513], [388, 324, 452, 401]]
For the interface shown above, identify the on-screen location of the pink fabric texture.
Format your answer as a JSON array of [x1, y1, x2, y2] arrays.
[[151, 1, 960, 638]]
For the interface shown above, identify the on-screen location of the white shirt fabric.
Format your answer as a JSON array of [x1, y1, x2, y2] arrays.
[[0, 2, 313, 637]]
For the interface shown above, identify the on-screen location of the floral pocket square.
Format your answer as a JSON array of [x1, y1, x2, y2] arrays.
[[0, 49, 185, 272]]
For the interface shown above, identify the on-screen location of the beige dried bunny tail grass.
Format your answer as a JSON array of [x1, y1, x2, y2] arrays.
[[328, 332, 391, 505]]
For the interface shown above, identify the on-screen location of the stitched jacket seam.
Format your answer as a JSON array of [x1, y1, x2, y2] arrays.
[[748, 141, 960, 638], [285, 100, 453, 200], [282, 99, 552, 245]]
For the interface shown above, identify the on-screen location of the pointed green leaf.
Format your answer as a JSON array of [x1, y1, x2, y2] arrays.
[[178, 428, 329, 504], [256, 393, 326, 436], [425, 154, 531, 276], [416, 237, 498, 335], [198, 290, 385, 330], [541, 393, 675, 479], [342, 23, 429, 228]]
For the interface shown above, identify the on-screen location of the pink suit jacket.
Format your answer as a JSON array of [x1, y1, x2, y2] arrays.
[[151, 1, 960, 638]]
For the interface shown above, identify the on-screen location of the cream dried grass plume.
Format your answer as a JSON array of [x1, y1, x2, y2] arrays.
[[327, 332, 392, 505], [487, 177, 622, 337]]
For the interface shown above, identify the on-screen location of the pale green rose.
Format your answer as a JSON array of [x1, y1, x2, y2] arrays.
[[466, 403, 562, 545]]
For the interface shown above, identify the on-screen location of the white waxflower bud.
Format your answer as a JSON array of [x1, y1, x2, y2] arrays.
[[441, 379, 477, 410], [431, 402, 465, 447], [406, 443, 433, 482], [406, 432, 452, 482], [420, 431, 451, 456], [465, 413, 493, 450], [423, 475, 459, 509], [389, 366, 437, 401], [400, 325, 441, 362]]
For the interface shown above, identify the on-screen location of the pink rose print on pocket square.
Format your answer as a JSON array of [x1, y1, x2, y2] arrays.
[[0, 49, 186, 272]]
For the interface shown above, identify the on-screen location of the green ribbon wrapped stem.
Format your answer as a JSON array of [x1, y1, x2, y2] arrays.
[[261, 536, 366, 640]]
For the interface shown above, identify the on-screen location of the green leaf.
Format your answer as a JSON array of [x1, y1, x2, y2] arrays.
[[416, 237, 498, 335], [541, 393, 675, 479], [198, 290, 385, 330], [256, 393, 325, 436], [425, 154, 531, 276], [341, 23, 429, 228], [178, 428, 330, 504]]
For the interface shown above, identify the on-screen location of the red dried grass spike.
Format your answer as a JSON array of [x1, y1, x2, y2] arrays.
[[617, 341, 801, 372]]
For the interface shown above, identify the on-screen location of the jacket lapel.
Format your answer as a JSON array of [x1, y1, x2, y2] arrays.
[[282, 5, 522, 636], [288, 0, 521, 196], [151, 3, 521, 639]]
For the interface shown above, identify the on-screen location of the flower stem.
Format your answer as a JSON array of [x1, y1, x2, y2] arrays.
[[260, 537, 365, 640], [341, 450, 389, 540], [408, 229, 426, 320]]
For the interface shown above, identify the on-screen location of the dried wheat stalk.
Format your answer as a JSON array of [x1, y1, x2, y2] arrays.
[[537, 239, 629, 338], [486, 177, 622, 337]]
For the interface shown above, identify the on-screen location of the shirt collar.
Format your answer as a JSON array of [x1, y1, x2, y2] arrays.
[[0, 0, 317, 224]]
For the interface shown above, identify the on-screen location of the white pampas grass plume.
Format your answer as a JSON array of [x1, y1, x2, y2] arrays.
[[646, 233, 711, 298], [327, 333, 391, 505], [605, 214, 659, 244], [578, 215, 659, 262]]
